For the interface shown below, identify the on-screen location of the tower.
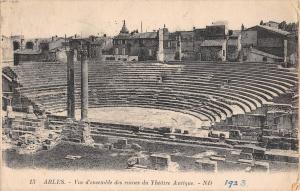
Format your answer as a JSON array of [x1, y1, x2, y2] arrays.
[[120, 20, 129, 34]]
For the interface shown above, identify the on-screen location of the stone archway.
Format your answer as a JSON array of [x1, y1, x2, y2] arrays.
[[25, 41, 34, 49], [13, 41, 20, 50]]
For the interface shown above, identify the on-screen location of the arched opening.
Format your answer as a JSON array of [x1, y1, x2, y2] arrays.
[[25, 41, 34, 49], [39, 42, 49, 52], [13, 41, 20, 50], [262, 56, 267, 62]]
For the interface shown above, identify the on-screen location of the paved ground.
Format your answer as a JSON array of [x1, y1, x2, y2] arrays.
[[55, 107, 206, 132]]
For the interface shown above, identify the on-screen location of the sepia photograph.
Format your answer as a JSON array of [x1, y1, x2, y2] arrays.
[[1, 0, 299, 190]]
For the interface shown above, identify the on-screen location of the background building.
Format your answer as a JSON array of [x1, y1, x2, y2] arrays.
[[241, 25, 298, 64], [112, 20, 158, 61], [227, 31, 242, 61]]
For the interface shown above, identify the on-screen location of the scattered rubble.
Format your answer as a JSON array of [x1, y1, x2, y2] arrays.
[[65, 155, 82, 160]]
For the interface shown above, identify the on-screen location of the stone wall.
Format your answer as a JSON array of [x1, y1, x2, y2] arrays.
[[200, 46, 224, 61], [61, 120, 94, 145], [232, 114, 265, 127]]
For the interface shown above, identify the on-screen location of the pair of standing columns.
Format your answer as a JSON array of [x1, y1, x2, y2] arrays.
[[67, 49, 88, 121]]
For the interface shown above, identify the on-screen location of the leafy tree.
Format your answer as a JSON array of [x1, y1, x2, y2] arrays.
[[279, 21, 287, 30], [278, 21, 298, 32], [260, 20, 264, 25], [290, 23, 298, 32]]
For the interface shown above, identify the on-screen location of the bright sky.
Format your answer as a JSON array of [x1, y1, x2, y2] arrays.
[[1, 0, 298, 38]]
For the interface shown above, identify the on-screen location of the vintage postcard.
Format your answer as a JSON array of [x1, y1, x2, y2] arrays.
[[1, 0, 299, 190]]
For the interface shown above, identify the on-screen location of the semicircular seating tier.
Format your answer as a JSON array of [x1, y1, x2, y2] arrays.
[[7, 61, 298, 125]]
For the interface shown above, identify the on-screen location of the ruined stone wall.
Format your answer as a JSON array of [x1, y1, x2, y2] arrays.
[[232, 114, 265, 127]]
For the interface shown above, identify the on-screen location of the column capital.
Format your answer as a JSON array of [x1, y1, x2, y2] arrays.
[[80, 49, 89, 58]]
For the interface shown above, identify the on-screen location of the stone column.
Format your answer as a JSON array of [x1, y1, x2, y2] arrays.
[[74, 49, 78, 62], [157, 29, 164, 62], [283, 39, 288, 63], [67, 50, 75, 119], [79, 49, 94, 144], [178, 34, 182, 61], [80, 49, 89, 121]]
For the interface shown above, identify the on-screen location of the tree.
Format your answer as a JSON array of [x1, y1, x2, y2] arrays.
[[260, 20, 264, 25], [278, 21, 298, 33], [279, 21, 287, 30], [290, 23, 297, 32], [286, 23, 292, 31]]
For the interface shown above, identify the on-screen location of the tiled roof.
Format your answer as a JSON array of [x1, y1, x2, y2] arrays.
[[200, 39, 226, 47], [246, 25, 290, 36], [130, 32, 157, 39], [114, 32, 157, 39]]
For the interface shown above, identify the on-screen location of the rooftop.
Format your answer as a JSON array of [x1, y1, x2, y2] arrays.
[[246, 25, 290, 36], [114, 31, 157, 39], [130, 32, 157, 39]]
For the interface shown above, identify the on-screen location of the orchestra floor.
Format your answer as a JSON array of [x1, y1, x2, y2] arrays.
[[55, 107, 208, 134]]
